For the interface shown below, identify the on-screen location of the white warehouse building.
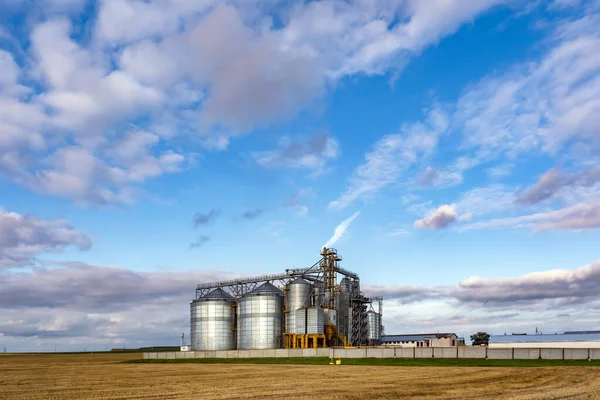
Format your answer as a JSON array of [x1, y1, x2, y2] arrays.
[[382, 333, 460, 347], [489, 331, 600, 348]]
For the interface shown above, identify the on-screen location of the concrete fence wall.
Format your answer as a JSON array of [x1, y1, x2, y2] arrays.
[[143, 348, 330, 360], [144, 347, 600, 360]]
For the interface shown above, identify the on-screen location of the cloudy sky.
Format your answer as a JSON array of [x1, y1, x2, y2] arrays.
[[1, 0, 600, 351]]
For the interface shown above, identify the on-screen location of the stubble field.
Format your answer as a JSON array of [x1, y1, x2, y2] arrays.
[[1, 353, 600, 400]]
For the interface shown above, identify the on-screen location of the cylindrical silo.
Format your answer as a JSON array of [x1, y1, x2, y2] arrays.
[[237, 282, 284, 349], [323, 308, 337, 326], [312, 282, 324, 307], [285, 278, 313, 334], [295, 307, 307, 335], [295, 306, 324, 334], [190, 288, 235, 351], [336, 277, 351, 340], [307, 306, 324, 334], [366, 310, 381, 343]]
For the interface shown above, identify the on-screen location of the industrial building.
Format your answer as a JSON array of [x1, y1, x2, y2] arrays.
[[489, 331, 600, 348], [382, 333, 460, 347], [190, 248, 383, 351]]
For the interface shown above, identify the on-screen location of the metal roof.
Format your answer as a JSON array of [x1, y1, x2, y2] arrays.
[[247, 282, 284, 296], [490, 333, 600, 343], [383, 333, 457, 342], [196, 287, 234, 301], [289, 277, 311, 286]]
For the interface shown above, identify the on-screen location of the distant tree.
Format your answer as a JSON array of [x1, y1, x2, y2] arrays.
[[470, 332, 491, 346]]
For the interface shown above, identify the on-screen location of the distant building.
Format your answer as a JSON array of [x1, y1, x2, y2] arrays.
[[383, 333, 459, 347], [457, 337, 466, 346], [489, 331, 600, 348]]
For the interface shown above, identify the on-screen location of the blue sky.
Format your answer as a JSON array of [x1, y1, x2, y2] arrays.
[[1, 0, 600, 351]]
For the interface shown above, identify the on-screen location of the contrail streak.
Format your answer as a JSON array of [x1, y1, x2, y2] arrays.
[[322, 211, 360, 248]]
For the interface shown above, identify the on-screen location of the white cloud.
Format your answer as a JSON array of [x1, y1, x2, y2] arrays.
[[416, 166, 463, 188], [387, 228, 412, 238], [95, 0, 216, 44], [458, 212, 473, 222], [0, 207, 91, 269], [516, 166, 600, 206], [367, 257, 600, 336], [330, 107, 448, 209], [30, 141, 184, 205], [0, 0, 528, 204], [455, 11, 600, 159], [414, 204, 458, 229], [0, 262, 237, 350], [295, 206, 309, 218], [0, 50, 47, 178], [457, 185, 515, 217], [322, 211, 360, 248], [365, 7, 600, 233], [463, 200, 600, 231], [3, 254, 600, 350], [185, 4, 325, 132], [284, 0, 510, 77], [405, 200, 433, 215], [456, 259, 600, 304], [253, 133, 339, 170], [486, 164, 514, 179]]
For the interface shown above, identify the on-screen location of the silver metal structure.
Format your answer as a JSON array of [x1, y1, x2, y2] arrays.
[[190, 288, 235, 351], [336, 277, 351, 342], [192, 248, 383, 348], [237, 282, 284, 350], [285, 278, 313, 334], [366, 310, 382, 344], [307, 306, 325, 334], [195, 254, 358, 299]]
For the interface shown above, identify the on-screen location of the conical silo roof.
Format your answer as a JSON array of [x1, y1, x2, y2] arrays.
[[290, 277, 311, 286], [248, 282, 283, 296], [201, 287, 234, 301]]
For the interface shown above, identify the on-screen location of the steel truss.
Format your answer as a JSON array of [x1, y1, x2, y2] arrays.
[[195, 252, 358, 300]]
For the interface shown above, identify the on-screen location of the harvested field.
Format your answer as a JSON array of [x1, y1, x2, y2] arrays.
[[1, 353, 600, 400]]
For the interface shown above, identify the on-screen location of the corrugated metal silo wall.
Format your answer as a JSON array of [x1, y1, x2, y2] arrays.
[[336, 278, 350, 340]]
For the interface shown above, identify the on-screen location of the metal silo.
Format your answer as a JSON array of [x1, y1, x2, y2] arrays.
[[296, 306, 324, 334], [285, 278, 313, 334], [190, 288, 235, 351], [312, 282, 324, 307], [336, 277, 351, 340], [237, 282, 284, 349], [366, 310, 382, 343]]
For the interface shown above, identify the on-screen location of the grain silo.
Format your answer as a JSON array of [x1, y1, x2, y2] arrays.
[[237, 282, 284, 349], [312, 282, 324, 307], [285, 278, 313, 334], [366, 310, 382, 344], [192, 247, 383, 350], [190, 288, 235, 351], [295, 306, 325, 335], [336, 277, 351, 341]]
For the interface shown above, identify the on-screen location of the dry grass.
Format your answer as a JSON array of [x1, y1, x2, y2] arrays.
[[1, 353, 600, 400]]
